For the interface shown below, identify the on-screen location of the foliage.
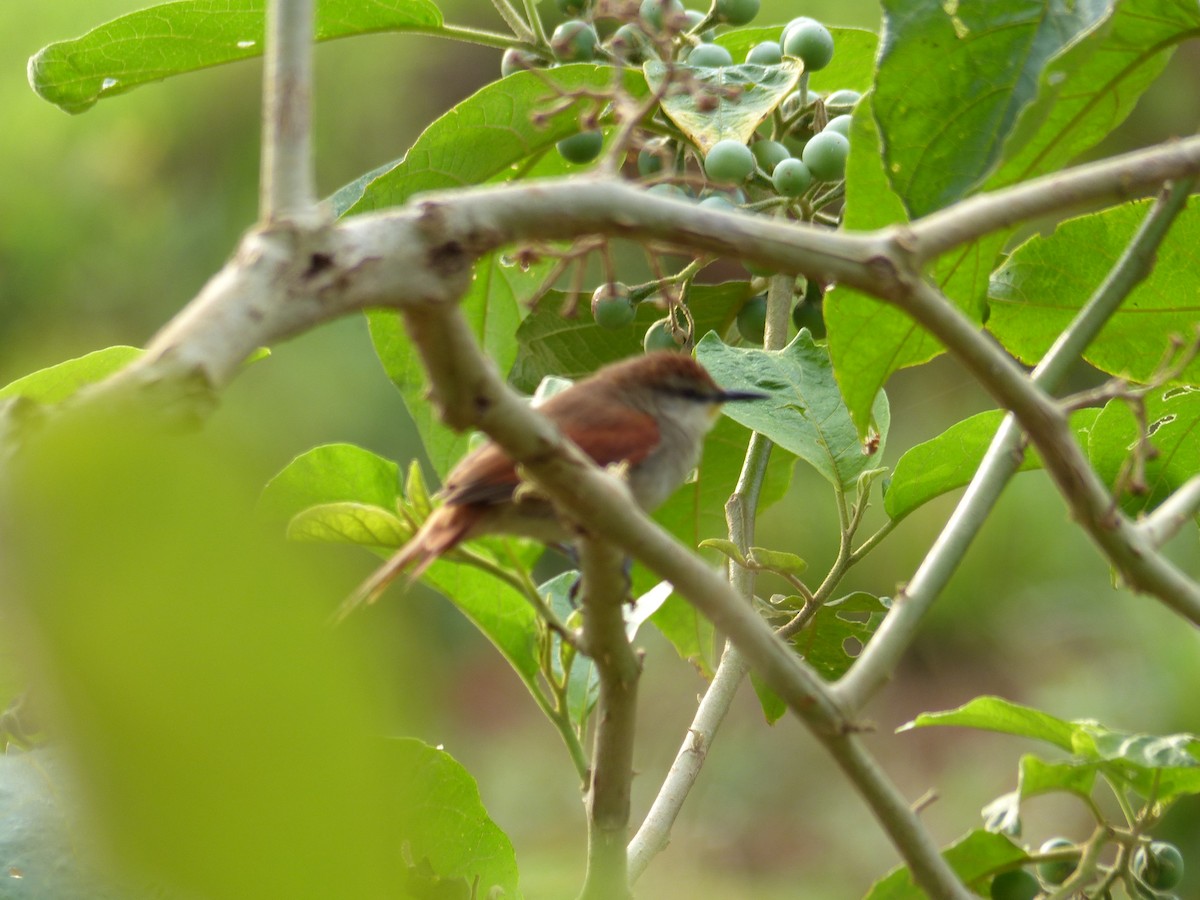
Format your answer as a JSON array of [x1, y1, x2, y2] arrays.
[[4, 0, 1200, 897]]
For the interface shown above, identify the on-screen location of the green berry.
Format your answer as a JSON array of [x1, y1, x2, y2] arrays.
[[551, 19, 599, 62], [737, 295, 767, 344], [1036, 838, 1079, 886], [591, 283, 637, 329], [648, 182, 690, 200], [791, 297, 825, 339], [557, 131, 604, 165], [500, 48, 545, 78], [641, 0, 685, 33], [699, 194, 736, 211], [683, 9, 716, 40], [638, 139, 672, 177], [746, 41, 782, 65], [610, 23, 653, 63], [751, 139, 790, 173], [556, 0, 592, 13], [704, 139, 754, 183], [715, 0, 759, 26], [989, 869, 1040, 900], [687, 43, 734, 66], [825, 114, 853, 137], [772, 157, 812, 196], [782, 18, 834, 71], [1134, 841, 1184, 891], [644, 318, 682, 352], [824, 88, 862, 109], [801, 130, 849, 181]]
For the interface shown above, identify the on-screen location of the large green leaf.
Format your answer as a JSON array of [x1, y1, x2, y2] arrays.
[[876, 0, 1111, 217], [29, 0, 443, 114], [695, 331, 889, 489], [983, 755, 1099, 835], [645, 61, 800, 152], [259, 443, 401, 521], [884, 408, 1100, 521], [899, 696, 1077, 751], [386, 738, 520, 898], [0, 346, 142, 404], [865, 830, 1028, 899], [1088, 385, 1200, 515], [989, 199, 1200, 385]]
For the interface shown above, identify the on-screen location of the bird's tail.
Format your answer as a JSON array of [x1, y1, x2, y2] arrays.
[[332, 504, 474, 623]]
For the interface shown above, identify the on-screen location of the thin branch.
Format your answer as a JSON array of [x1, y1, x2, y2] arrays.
[[260, 0, 318, 222], [489, 0, 535, 42], [578, 536, 640, 900], [835, 178, 1198, 710], [1140, 475, 1200, 549]]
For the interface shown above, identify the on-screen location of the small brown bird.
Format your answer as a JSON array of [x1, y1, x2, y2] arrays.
[[339, 351, 764, 618]]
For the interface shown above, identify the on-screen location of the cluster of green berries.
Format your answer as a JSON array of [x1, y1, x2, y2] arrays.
[[988, 837, 1185, 899]]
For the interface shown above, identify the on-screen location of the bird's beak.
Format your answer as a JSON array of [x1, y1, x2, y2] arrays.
[[716, 389, 770, 403]]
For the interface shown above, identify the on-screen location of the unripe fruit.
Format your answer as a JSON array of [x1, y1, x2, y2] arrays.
[[824, 88, 862, 109], [825, 114, 852, 137], [591, 283, 637, 329], [687, 43, 734, 67], [648, 182, 690, 200], [791, 297, 825, 339], [746, 41, 782, 65], [644, 317, 682, 352], [801, 130, 849, 181], [1035, 838, 1079, 886], [699, 194, 736, 211], [610, 23, 653, 62], [1133, 841, 1184, 891], [552, 20, 599, 62], [557, 131, 604, 165], [737, 295, 767, 343], [641, 0, 685, 33], [638, 139, 672, 176], [772, 157, 812, 196], [782, 18, 834, 71], [704, 139, 754, 183], [500, 48, 545, 78], [715, 0, 759, 26], [989, 869, 1040, 900], [751, 139, 790, 173], [683, 9, 716, 40]]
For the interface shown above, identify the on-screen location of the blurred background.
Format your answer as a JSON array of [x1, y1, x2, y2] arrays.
[[3, 1, 1199, 896]]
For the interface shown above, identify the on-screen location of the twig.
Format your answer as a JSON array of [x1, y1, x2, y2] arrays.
[[489, 0, 535, 43], [578, 536, 640, 900], [260, 0, 317, 222], [835, 178, 1198, 711], [1140, 475, 1200, 549]]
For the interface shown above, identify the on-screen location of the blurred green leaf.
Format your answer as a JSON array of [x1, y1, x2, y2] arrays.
[[876, 0, 1111, 217], [750, 671, 788, 725], [7, 419, 402, 898], [983, 755, 1099, 836], [287, 501, 411, 549], [746, 546, 807, 576], [509, 282, 752, 392], [648, 593, 717, 678], [259, 442, 400, 521], [646, 61, 800, 153], [792, 592, 888, 681], [543, 571, 599, 726], [30, 0, 443, 114], [386, 738, 521, 898], [1088, 385, 1200, 515], [885, 408, 1100, 521], [0, 346, 141, 404], [899, 696, 1076, 751], [696, 330, 889, 488], [1074, 726, 1200, 801], [865, 829, 1028, 899], [697, 538, 747, 565], [990, 200, 1200, 385], [715, 26, 879, 94]]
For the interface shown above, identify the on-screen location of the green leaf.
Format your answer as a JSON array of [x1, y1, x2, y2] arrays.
[[983, 0, 1200, 193], [990, 199, 1200, 385], [509, 282, 752, 393], [29, 0, 443, 114], [385, 738, 520, 897], [0, 346, 142, 404], [865, 829, 1028, 899], [542, 572, 599, 726], [648, 593, 716, 677], [983, 755, 1099, 836], [899, 696, 1076, 752], [1073, 726, 1200, 801], [286, 502, 411, 549], [791, 592, 889, 681], [750, 671, 788, 725], [884, 408, 1100, 521], [715, 26, 879, 95], [645, 60, 800, 153], [875, 0, 1111, 217], [259, 443, 400, 522], [345, 65, 642, 216], [696, 330, 889, 489], [697, 538, 747, 565], [1088, 385, 1200, 515], [746, 546, 807, 576]]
